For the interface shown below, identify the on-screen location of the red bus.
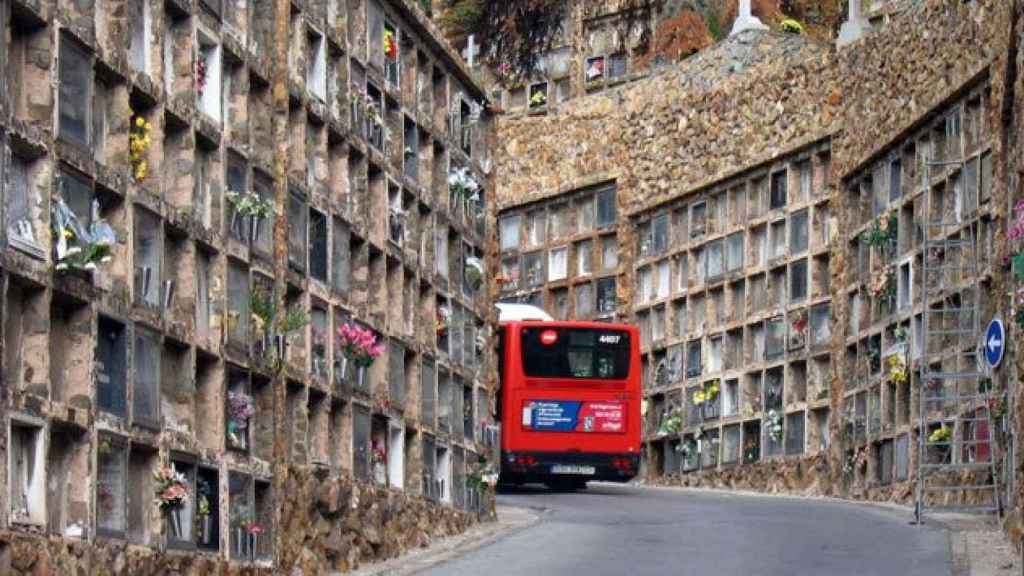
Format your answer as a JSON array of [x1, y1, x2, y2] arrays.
[[496, 305, 641, 489]]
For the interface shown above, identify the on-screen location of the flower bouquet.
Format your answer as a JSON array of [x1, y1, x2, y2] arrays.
[[448, 166, 480, 203], [130, 116, 152, 181], [338, 322, 384, 389], [154, 465, 190, 538], [384, 29, 398, 60], [52, 198, 116, 274], [464, 257, 484, 291], [227, 391, 255, 449], [766, 409, 784, 443], [372, 443, 387, 484]]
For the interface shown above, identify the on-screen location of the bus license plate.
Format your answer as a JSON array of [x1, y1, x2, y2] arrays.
[[551, 465, 595, 475]]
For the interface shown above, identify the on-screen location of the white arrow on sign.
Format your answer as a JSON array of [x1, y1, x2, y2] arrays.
[[988, 334, 1002, 353]]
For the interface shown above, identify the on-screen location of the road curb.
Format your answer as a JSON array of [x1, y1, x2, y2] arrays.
[[346, 506, 541, 576]]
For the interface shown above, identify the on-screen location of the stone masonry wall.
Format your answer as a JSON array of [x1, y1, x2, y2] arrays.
[[1, 473, 485, 575], [494, 30, 842, 216]]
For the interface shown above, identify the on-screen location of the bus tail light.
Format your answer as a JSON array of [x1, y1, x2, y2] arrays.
[[514, 455, 537, 466], [612, 457, 634, 472]]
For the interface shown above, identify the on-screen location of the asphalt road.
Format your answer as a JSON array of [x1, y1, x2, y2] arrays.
[[420, 483, 952, 576]]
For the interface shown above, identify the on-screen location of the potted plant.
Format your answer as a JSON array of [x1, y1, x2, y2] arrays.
[[153, 465, 190, 539], [337, 322, 385, 390]]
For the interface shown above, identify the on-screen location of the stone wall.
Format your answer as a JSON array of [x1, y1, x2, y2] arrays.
[[0, 472, 487, 575], [494, 29, 842, 216]]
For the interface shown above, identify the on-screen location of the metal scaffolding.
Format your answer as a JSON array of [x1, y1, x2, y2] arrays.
[[914, 146, 1001, 524]]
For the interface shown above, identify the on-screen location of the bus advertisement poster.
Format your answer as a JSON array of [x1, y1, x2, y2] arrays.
[[522, 400, 625, 433]]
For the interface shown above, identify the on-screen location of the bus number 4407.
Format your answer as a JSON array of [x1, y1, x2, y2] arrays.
[[598, 334, 621, 344]]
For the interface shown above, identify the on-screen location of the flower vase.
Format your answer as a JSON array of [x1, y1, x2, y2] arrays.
[[228, 419, 248, 450], [339, 356, 349, 382], [200, 515, 212, 545], [236, 528, 246, 558], [357, 366, 366, 390], [250, 532, 260, 559], [250, 216, 261, 244], [230, 211, 241, 239], [930, 445, 951, 465], [168, 507, 183, 539], [373, 462, 386, 485]]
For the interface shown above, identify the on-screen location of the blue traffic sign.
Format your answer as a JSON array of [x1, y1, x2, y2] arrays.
[[984, 318, 1005, 369]]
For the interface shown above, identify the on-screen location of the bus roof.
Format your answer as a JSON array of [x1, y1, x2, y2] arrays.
[[496, 303, 554, 323]]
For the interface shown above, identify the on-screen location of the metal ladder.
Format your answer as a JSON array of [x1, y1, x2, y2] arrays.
[[914, 153, 1001, 524]]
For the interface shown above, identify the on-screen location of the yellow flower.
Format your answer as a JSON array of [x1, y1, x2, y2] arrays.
[[136, 117, 145, 128], [780, 18, 804, 34]]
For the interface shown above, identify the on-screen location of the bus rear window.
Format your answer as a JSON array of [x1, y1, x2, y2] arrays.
[[521, 328, 630, 380]]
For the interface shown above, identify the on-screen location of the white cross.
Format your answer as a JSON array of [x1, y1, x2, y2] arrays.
[[738, 0, 752, 19], [730, 0, 768, 36], [838, 0, 870, 47]]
